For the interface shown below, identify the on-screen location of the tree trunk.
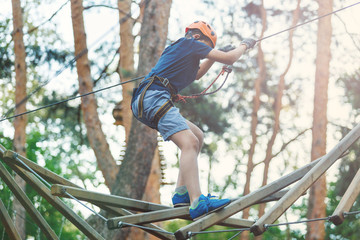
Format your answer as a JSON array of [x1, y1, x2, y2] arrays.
[[255, 3, 300, 239], [11, 0, 27, 238], [117, 0, 135, 142], [241, 1, 267, 239], [306, 0, 332, 239], [117, 2, 164, 239], [111, 0, 172, 239], [129, 150, 162, 240], [70, 0, 118, 190]]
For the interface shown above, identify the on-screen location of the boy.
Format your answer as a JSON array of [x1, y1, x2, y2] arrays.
[[131, 21, 255, 220]]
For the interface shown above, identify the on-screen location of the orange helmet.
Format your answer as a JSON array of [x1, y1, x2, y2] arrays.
[[185, 21, 217, 48]]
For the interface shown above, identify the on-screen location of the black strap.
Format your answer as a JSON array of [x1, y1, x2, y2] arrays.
[[153, 100, 174, 127], [138, 78, 155, 118]]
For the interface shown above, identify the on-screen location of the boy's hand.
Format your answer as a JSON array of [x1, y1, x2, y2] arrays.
[[241, 38, 256, 49], [218, 45, 236, 52]]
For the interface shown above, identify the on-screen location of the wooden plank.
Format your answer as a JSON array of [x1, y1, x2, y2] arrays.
[[0, 162, 59, 239], [3, 149, 173, 240], [174, 157, 321, 240], [51, 184, 168, 212], [0, 144, 6, 159], [2, 147, 173, 240], [250, 122, 360, 236], [329, 167, 360, 225], [55, 184, 287, 229], [0, 199, 22, 240], [93, 204, 175, 240], [234, 189, 305, 204], [107, 190, 293, 229], [108, 206, 255, 229], [3, 154, 105, 240], [3, 150, 79, 188]]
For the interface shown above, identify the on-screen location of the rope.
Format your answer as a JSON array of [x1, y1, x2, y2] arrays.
[[183, 209, 360, 240], [256, 1, 360, 43], [118, 222, 174, 235], [57, 216, 66, 239], [62, 190, 108, 222], [2, 3, 140, 119], [344, 210, 360, 216], [173, 65, 232, 103], [228, 230, 244, 240], [264, 216, 330, 229], [188, 227, 251, 237], [0, 76, 144, 123]]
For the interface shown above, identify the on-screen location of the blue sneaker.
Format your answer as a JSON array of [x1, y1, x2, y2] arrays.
[[206, 194, 231, 213], [172, 191, 190, 207], [189, 194, 209, 220], [189, 194, 230, 220]]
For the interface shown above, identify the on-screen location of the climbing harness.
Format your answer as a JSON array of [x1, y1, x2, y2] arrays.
[[136, 75, 175, 129], [134, 65, 232, 129]]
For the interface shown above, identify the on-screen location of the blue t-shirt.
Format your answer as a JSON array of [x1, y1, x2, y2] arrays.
[[137, 37, 213, 95]]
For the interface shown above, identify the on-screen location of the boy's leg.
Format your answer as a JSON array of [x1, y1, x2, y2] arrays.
[[169, 122, 203, 203], [175, 120, 204, 189]]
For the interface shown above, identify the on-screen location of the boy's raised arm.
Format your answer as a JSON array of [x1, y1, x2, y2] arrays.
[[206, 38, 256, 65]]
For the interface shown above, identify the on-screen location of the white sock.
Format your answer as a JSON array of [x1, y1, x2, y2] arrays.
[[175, 185, 188, 194]]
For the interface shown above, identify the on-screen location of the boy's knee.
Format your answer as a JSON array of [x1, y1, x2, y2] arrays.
[[198, 130, 204, 144], [185, 134, 201, 151]]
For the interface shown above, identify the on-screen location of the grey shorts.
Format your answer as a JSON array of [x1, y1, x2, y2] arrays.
[[131, 89, 189, 141]]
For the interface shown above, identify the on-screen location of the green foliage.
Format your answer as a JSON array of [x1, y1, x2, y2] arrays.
[[0, 130, 86, 240], [324, 68, 360, 239], [337, 70, 360, 111], [176, 81, 231, 135], [325, 181, 360, 240]]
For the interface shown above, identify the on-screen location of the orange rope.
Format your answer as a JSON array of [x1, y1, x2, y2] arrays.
[[173, 65, 232, 103]]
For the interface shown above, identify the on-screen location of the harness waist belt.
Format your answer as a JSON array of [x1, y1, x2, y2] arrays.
[[137, 76, 175, 130]]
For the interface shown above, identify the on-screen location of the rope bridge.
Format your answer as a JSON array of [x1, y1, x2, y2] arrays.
[[1, 121, 360, 239]]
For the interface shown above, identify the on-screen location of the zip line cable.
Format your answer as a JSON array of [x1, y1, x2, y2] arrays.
[[1, 1, 359, 123], [256, 1, 360, 43], [2, 23, 119, 119], [2, 4, 137, 119], [0, 76, 144, 123]]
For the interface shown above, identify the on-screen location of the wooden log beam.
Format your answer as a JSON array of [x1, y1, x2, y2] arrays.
[[93, 204, 175, 240], [51, 184, 168, 212], [174, 157, 321, 240], [0, 162, 59, 239], [3, 153, 105, 240], [329, 167, 360, 225], [107, 189, 295, 228], [0, 199, 22, 240], [51, 185, 177, 239], [107, 206, 255, 229], [250, 122, 360, 236], [3, 148, 173, 240], [0, 144, 6, 158], [3, 150, 79, 188]]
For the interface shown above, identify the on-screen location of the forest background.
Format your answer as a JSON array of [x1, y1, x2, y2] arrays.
[[0, 0, 360, 239]]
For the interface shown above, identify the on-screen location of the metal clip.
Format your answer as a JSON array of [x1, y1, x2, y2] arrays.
[[162, 78, 170, 87]]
